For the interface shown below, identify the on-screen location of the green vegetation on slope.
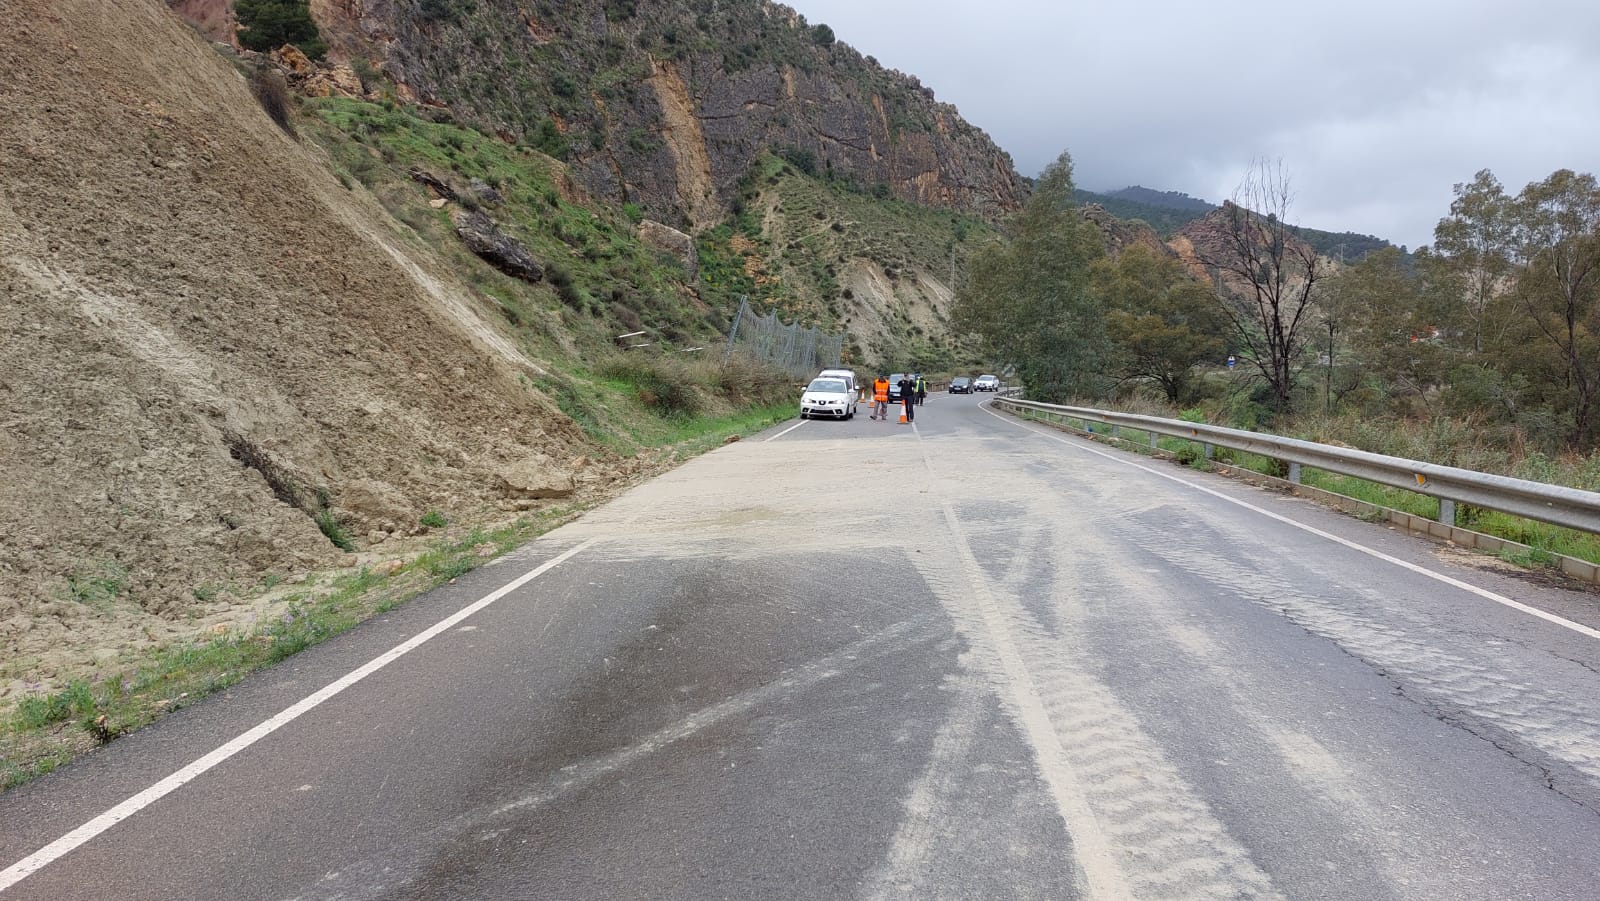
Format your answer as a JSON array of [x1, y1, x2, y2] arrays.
[[702, 152, 995, 372], [306, 97, 730, 346]]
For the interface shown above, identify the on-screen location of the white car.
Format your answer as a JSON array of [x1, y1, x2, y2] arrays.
[[973, 374, 1001, 392], [800, 377, 855, 419], [816, 368, 859, 400]]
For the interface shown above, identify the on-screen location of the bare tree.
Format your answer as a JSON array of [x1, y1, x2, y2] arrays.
[[1196, 160, 1325, 412]]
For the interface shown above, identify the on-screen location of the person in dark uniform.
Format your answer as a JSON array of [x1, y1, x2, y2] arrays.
[[897, 373, 916, 423]]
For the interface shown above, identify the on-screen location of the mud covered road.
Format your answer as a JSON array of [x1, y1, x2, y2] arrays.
[[4, 393, 1600, 899]]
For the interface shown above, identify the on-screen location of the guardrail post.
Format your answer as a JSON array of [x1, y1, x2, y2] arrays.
[[1288, 462, 1301, 484], [1111, 425, 1120, 439], [1439, 498, 1456, 527], [1149, 432, 1158, 450], [1203, 443, 1214, 460]]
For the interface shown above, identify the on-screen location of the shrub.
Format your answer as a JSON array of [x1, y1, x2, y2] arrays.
[[598, 354, 703, 417], [315, 510, 356, 551], [250, 67, 295, 136], [777, 145, 817, 176], [350, 57, 381, 92], [548, 265, 583, 307]]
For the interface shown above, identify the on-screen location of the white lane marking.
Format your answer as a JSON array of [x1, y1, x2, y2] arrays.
[[0, 538, 600, 894], [913, 434, 1134, 899], [765, 419, 808, 442], [980, 402, 1600, 643]]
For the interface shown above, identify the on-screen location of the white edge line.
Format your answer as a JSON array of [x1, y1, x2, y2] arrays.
[[0, 537, 600, 893], [981, 401, 1600, 643], [765, 419, 808, 442]]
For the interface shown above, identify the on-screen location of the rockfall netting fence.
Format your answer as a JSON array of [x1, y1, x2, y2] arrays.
[[722, 297, 843, 377]]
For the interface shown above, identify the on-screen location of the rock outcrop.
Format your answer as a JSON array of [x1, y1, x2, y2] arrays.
[[637, 219, 699, 280], [292, 0, 1027, 230], [1082, 203, 1176, 260], [450, 210, 545, 283]]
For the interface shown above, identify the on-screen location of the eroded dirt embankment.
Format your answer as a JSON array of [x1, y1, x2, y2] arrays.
[[0, 0, 601, 701]]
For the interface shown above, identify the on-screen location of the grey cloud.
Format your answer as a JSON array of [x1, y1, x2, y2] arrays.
[[791, 0, 1600, 249]]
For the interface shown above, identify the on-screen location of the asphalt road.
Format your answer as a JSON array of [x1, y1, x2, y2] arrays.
[[4, 392, 1600, 899]]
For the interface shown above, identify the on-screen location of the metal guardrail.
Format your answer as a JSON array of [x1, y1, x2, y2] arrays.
[[993, 397, 1600, 535]]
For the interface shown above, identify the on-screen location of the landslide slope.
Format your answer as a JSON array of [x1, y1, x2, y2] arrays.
[[0, 0, 599, 695], [306, 0, 1027, 231]]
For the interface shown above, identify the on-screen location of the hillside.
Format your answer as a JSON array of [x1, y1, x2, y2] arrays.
[[698, 153, 994, 370], [290, 0, 1026, 231], [0, 0, 741, 714]]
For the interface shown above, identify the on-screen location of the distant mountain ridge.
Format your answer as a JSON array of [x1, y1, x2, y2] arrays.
[[1076, 186, 1400, 262], [1104, 185, 1214, 212]]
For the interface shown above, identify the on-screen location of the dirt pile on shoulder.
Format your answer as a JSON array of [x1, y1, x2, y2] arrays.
[[0, 0, 592, 697]]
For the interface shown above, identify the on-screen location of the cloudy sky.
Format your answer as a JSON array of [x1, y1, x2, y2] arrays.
[[790, 0, 1599, 250]]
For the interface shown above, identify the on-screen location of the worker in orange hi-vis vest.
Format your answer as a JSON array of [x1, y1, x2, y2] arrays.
[[871, 375, 891, 421]]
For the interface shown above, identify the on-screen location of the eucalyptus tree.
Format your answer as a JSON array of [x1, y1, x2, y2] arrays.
[[954, 151, 1109, 402], [1090, 244, 1225, 403]]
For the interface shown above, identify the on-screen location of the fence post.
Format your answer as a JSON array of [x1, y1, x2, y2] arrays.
[[723, 296, 748, 364], [1150, 431, 1159, 450], [1439, 498, 1456, 527], [1288, 462, 1302, 484]]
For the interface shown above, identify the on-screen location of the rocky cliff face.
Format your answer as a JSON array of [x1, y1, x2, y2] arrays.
[[300, 0, 1025, 231]]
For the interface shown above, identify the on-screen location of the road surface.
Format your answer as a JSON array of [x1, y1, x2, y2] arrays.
[[3, 392, 1600, 899]]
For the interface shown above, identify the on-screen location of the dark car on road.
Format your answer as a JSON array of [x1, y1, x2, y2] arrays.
[[887, 373, 910, 403], [949, 377, 972, 394]]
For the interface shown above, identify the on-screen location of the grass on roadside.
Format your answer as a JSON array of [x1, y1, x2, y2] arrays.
[[1, 510, 568, 792], [1019, 411, 1600, 570]]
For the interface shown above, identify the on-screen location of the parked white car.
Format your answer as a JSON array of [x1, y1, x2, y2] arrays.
[[800, 377, 855, 420], [816, 368, 859, 400]]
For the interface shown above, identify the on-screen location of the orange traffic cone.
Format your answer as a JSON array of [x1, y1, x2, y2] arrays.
[[898, 412, 908, 423]]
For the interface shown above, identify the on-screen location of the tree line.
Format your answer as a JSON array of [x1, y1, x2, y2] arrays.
[[954, 152, 1600, 452]]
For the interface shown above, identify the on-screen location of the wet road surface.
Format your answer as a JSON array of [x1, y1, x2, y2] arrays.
[[4, 392, 1600, 899]]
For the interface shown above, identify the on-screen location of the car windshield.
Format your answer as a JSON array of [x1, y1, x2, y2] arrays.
[[978, 375, 996, 380], [952, 377, 969, 385], [807, 379, 847, 393]]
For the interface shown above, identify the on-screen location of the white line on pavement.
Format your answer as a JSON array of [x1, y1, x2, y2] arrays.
[[0, 538, 601, 894], [765, 419, 808, 442], [979, 401, 1600, 643]]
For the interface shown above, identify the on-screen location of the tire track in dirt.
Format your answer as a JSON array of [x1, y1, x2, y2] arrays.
[[915, 442, 1283, 900]]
